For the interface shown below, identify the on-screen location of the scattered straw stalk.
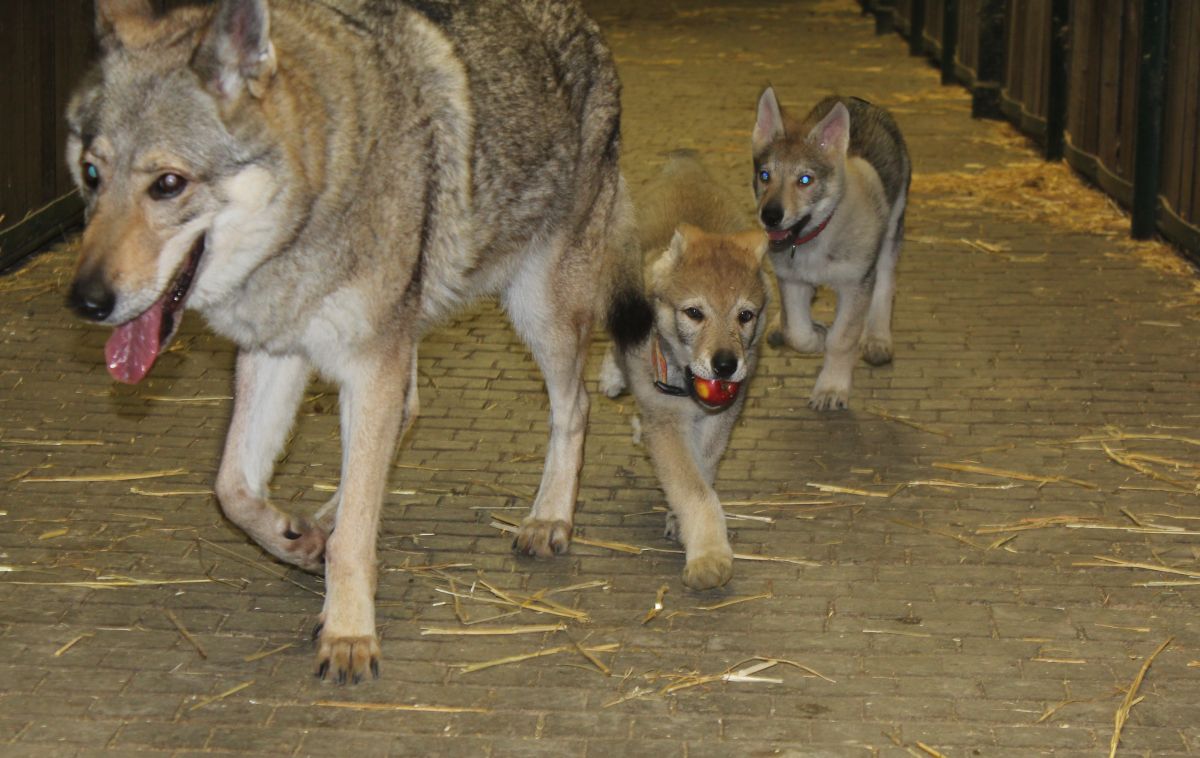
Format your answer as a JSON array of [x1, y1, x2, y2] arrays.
[[1109, 638, 1172, 758]]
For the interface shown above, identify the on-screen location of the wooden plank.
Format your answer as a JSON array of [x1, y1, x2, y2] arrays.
[[1185, 3, 1200, 222], [957, 0, 979, 73], [1097, 0, 1122, 164], [1158, 0, 1185, 211], [0, 2, 38, 229], [1117, 0, 1140, 180], [1026, 1, 1047, 118], [1066, 0, 1091, 147]]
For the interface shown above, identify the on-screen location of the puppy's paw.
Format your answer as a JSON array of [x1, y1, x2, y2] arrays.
[[772, 324, 826, 354], [682, 550, 734, 590], [513, 519, 572, 558], [809, 382, 850, 411], [315, 631, 380, 685], [597, 350, 627, 399], [861, 337, 893, 366]]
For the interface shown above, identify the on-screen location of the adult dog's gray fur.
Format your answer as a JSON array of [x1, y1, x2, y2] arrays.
[[65, 0, 639, 683]]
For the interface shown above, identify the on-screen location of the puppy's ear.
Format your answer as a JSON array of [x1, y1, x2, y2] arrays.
[[808, 101, 850, 158], [95, 0, 155, 51], [753, 86, 785, 152], [651, 226, 690, 284], [195, 0, 277, 101]]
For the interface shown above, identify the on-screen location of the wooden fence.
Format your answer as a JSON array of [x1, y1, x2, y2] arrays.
[[0, 1, 95, 271], [0, 0, 193, 272], [864, 0, 1200, 264], [4, 1, 1199, 270]]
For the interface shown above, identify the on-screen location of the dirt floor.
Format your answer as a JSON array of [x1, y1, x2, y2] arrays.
[[2, 1, 1199, 756]]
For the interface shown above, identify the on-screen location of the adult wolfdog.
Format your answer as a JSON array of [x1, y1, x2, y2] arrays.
[[66, 0, 638, 684]]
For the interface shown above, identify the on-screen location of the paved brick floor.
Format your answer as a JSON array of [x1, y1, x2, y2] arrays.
[[3, 1, 1199, 756]]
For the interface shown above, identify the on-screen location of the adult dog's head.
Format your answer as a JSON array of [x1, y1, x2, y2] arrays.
[[66, 0, 287, 383]]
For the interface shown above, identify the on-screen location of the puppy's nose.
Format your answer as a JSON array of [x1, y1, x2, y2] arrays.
[[711, 350, 739, 379], [760, 202, 784, 229], [68, 275, 116, 322]]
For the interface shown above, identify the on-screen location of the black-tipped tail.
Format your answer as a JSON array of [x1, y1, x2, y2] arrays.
[[606, 286, 654, 351]]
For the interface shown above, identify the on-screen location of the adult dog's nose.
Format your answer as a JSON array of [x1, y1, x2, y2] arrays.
[[68, 275, 116, 322]]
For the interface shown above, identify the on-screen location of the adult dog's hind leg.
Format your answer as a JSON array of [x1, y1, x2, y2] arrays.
[[506, 242, 593, 558], [315, 342, 418, 684], [215, 350, 325, 572]]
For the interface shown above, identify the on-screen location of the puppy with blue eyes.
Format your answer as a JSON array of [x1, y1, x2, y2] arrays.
[[752, 88, 911, 410], [601, 152, 768, 589]]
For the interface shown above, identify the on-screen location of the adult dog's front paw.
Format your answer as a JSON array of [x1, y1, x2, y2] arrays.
[[682, 549, 734, 590], [315, 629, 380, 685], [861, 336, 893, 366], [513, 518, 572, 558]]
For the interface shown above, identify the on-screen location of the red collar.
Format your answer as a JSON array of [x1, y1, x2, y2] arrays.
[[792, 213, 832, 250]]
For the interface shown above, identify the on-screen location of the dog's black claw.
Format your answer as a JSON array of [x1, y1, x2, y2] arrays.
[[316, 660, 329, 680], [283, 528, 302, 540], [312, 622, 324, 642], [371, 659, 381, 680]]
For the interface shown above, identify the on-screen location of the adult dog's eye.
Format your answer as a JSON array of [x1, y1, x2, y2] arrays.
[[738, 310, 756, 324], [758, 169, 771, 183], [150, 173, 188, 200], [799, 174, 813, 186], [83, 162, 101, 190], [683, 306, 704, 322]]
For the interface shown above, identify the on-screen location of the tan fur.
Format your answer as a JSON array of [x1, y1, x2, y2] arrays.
[[601, 187, 768, 589]]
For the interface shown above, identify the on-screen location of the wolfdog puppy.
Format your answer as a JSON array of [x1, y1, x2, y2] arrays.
[[601, 153, 768, 589], [66, 0, 638, 683], [752, 88, 911, 410]]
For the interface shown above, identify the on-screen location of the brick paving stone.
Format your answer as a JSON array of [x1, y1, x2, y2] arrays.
[[3, 0, 1200, 755]]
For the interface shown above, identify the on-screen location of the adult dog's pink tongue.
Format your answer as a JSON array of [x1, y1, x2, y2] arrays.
[[767, 230, 792, 242], [105, 299, 166, 384]]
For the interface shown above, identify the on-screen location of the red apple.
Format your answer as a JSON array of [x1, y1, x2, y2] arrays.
[[692, 377, 741, 408]]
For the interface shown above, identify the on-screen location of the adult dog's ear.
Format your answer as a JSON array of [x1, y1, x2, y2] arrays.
[[194, 0, 277, 101], [95, 0, 156, 51]]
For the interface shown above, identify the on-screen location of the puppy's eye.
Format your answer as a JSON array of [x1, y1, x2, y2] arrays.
[[83, 162, 101, 190], [150, 173, 188, 200], [738, 310, 756, 324], [683, 306, 704, 322], [758, 169, 771, 183], [799, 174, 814, 186]]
